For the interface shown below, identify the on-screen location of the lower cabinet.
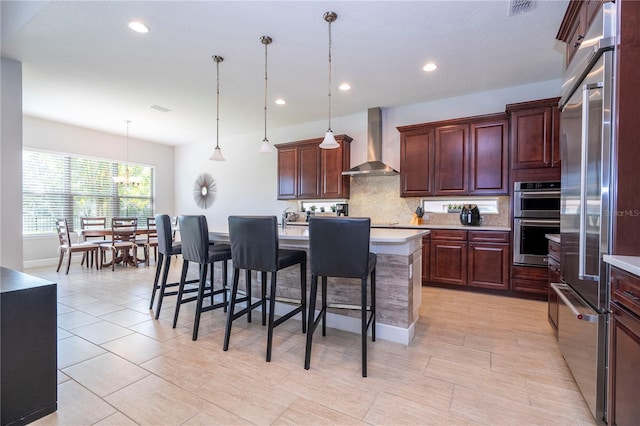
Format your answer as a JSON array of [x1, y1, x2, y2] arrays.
[[421, 234, 431, 284], [609, 303, 640, 425], [511, 265, 548, 295], [428, 229, 509, 290], [609, 266, 640, 425]]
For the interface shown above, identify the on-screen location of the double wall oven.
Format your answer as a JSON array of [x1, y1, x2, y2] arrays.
[[513, 181, 561, 267]]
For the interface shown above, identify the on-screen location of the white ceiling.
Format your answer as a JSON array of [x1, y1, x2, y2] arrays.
[[1, 0, 568, 146]]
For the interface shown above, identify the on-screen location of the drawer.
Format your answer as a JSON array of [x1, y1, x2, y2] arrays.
[[548, 240, 560, 262], [512, 265, 548, 282], [430, 229, 467, 241], [468, 231, 509, 243], [611, 267, 640, 318]]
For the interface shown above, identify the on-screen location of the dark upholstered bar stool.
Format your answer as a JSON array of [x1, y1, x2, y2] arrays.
[[173, 215, 232, 341], [224, 215, 306, 362], [149, 214, 199, 319], [305, 216, 376, 377]]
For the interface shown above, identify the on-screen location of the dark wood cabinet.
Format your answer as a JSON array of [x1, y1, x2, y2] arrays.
[[421, 234, 431, 284], [434, 124, 468, 195], [427, 229, 510, 290], [467, 231, 510, 290], [507, 99, 560, 170], [398, 113, 508, 197], [430, 230, 468, 286], [276, 146, 298, 200], [469, 119, 509, 194], [399, 129, 434, 196], [557, 0, 604, 66], [609, 267, 640, 425], [511, 264, 549, 295], [276, 135, 351, 200]]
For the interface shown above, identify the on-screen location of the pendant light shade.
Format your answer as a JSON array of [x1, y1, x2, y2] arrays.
[[319, 11, 340, 150], [210, 55, 226, 161], [259, 36, 275, 154]]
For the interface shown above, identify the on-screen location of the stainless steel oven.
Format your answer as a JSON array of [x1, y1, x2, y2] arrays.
[[514, 181, 561, 218], [513, 218, 560, 266], [513, 181, 561, 267]]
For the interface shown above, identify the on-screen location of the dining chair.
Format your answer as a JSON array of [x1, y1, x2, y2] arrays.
[[79, 216, 106, 267], [145, 217, 158, 266], [224, 215, 306, 362], [99, 217, 138, 271], [55, 218, 99, 274], [172, 215, 232, 340], [305, 216, 376, 377]]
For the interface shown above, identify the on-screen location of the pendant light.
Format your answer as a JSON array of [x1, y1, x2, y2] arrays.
[[210, 55, 226, 161], [258, 36, 274, 153], [319, 11, 340, 150], [112, 120, 141, 187]]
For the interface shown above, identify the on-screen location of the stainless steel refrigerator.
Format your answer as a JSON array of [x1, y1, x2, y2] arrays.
[[553, 2, 616, 423]]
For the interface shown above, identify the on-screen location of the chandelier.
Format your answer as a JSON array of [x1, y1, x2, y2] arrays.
[[113, 120, 141, 187]]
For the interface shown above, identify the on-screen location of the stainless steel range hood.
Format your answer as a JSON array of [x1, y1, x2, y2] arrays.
[[342, 107, 398, 176]]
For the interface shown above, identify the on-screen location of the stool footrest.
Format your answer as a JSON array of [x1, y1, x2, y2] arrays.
[[229, 299, 263, 321], [272, 305, 304, 328], [327, 303, 373, 311]]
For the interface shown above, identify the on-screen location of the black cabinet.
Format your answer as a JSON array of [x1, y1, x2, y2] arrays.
[[1, 267, 57, 425]]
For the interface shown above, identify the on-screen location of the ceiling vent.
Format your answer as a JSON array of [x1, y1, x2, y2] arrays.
[[150, 104, 172, 113], [509, 0, 535, 16]]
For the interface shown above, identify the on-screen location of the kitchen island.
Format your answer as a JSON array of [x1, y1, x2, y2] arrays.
[[208, 226, 428, 345]]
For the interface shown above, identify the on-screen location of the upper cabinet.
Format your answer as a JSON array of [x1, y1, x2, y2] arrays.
[[398, 113, 508, 197], [276, 134, 352, 200], [507, 98, 560, 170], [557, 0, 604, 66]]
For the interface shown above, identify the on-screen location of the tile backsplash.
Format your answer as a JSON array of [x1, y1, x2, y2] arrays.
[[346, 175, 510, 227]]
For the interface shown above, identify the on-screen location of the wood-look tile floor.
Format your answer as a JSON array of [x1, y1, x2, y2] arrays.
[[25, 260, 597, 426]]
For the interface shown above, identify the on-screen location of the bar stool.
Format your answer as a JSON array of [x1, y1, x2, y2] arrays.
[[148, 214, 198, 320], [173, 215, 232, 341], [223, 215, 306, 362], [305, 216, 376, 377]]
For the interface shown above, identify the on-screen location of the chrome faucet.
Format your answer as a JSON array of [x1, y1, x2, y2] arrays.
[[281, 207, 299, 227]]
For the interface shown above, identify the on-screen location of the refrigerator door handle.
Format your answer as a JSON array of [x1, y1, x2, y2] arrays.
[[578, 82, 603, 281], [551, 283, 599, 322]]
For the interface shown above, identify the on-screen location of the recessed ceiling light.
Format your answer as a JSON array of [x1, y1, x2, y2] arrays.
[[128, 21, 149, 34], [423, 62, 437, 72], [275, 99, 286, 105], [339, 83, 351, 91]]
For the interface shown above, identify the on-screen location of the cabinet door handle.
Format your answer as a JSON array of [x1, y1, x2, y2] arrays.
[[624, 290, 640, 301]]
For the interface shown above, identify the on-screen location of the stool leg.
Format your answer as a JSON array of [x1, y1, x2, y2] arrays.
[[361, 277, 368, 378], [223, 268, 241, 351], [322, 276, 327, 336], [222, 260, 228, 312], [209, 262, 215, 306], [150, 252, 163, 309], [301, 261, 307, 334], [266, 271, 277, 362], [304, 274, 319, 370], [192, 263, 207, 341], [261, 271, 267, 326], [246, 270, 252, 323], [155, 254, 172, 320], [172, 260, 189, 328], [371, 268, 376, 342]]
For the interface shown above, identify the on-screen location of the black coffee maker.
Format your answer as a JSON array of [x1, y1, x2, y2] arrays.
[[460, 204, 482, 226], [335, 203, 349, 216]]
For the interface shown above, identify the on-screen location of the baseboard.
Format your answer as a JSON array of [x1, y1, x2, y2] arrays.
[[24, 258, 59, 269]]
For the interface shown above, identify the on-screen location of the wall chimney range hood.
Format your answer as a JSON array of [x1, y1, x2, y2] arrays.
[[342, 107, 398, 176]]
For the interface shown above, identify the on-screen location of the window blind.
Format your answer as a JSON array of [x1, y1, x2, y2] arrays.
[[23, 150, 155, 234]]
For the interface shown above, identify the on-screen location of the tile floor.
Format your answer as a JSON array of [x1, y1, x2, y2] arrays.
[[25, 259, 597, 425]]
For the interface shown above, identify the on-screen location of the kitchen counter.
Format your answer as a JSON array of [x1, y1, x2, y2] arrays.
[[287, 221, 510, 232], [546, 233, 561, 243], [208, 226, 427, 345], [604, 255, 640, 277]]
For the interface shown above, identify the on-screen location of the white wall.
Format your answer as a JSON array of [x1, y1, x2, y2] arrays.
[[22, 116, 175, 266], [175, 79, 561, 228], [1, 57, 24, 270]]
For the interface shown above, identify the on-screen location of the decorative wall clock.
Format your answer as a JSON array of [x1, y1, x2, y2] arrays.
[[193, 173, 216, 209]]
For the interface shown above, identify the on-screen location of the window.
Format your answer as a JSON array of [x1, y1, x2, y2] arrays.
[[23, 150, 155, 234], [422, 197, 499, 214]]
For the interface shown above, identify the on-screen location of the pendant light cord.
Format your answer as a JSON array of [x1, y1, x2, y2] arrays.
[[264, 39, 268, 141], [215, 58, 220, 149], [327, 18, 332, 132]]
